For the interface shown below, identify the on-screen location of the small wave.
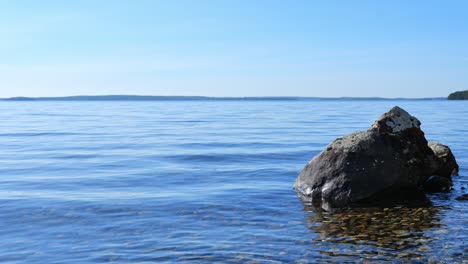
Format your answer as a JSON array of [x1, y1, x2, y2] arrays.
[[0, 132, 89, 137], [174, 141, 309, 149], [166, 150, 315, 163]]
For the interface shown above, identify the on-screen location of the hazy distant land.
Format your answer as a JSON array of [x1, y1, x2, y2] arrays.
[[0, 95, 447, 101]]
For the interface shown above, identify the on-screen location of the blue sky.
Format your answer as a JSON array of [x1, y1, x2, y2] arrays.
[[1, 0, 467, 98]]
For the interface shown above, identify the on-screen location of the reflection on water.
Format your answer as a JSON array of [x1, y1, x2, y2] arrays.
[[307, 206, 441, 247], [302, 202, 467, 263]]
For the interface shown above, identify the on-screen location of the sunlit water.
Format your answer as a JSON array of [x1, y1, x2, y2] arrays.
[[0, 100, 466, 263]]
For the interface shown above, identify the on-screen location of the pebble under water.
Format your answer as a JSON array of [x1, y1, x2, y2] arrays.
[[0, 100, 466, 263]]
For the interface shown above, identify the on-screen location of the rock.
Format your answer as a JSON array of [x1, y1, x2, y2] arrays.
[[294, 106, 457, 209], [423, 176, 452, 192], [428, 142, 459, 176], [455, 194, 468, 201]]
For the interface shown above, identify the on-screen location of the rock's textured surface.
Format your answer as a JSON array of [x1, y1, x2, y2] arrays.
[[294, 106, 459, 209], [428, 142, 459, 177]]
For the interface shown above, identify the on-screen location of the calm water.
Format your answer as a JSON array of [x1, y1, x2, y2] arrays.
[[0, 100, 466, 263]]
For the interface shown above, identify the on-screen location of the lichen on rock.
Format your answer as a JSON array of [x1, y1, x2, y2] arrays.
[[370, 106, 421, 135]]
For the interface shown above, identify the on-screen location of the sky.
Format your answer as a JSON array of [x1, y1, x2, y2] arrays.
[[0, 0, 467, 98]]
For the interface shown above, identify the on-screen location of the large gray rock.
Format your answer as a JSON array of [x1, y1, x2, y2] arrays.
[[294, 106, 458, 209]]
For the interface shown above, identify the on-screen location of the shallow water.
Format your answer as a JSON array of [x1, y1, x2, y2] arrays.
[[0, 100, 466, 263]]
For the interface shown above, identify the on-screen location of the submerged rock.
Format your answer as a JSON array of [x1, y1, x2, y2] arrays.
[[294, 106, 459, 209], [423, 176, 452, 193], [455, 194, 468, 201]]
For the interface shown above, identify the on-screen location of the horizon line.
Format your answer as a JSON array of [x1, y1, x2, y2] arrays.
[[0, 95, 447, 101]]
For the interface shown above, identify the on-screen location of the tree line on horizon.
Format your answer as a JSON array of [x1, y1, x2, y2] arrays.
[[448, 90, 468, 100]]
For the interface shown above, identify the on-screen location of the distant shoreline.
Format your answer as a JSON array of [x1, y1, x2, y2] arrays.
[[0, 95, 447, 101]]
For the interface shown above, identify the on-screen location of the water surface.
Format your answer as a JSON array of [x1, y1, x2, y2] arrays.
[[0, 100, 466, 263]]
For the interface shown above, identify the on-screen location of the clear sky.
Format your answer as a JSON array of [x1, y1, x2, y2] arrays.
[[1, 0, 467, 98]]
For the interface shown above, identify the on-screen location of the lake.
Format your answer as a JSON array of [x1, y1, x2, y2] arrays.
[[0, 100, 466, 263]]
